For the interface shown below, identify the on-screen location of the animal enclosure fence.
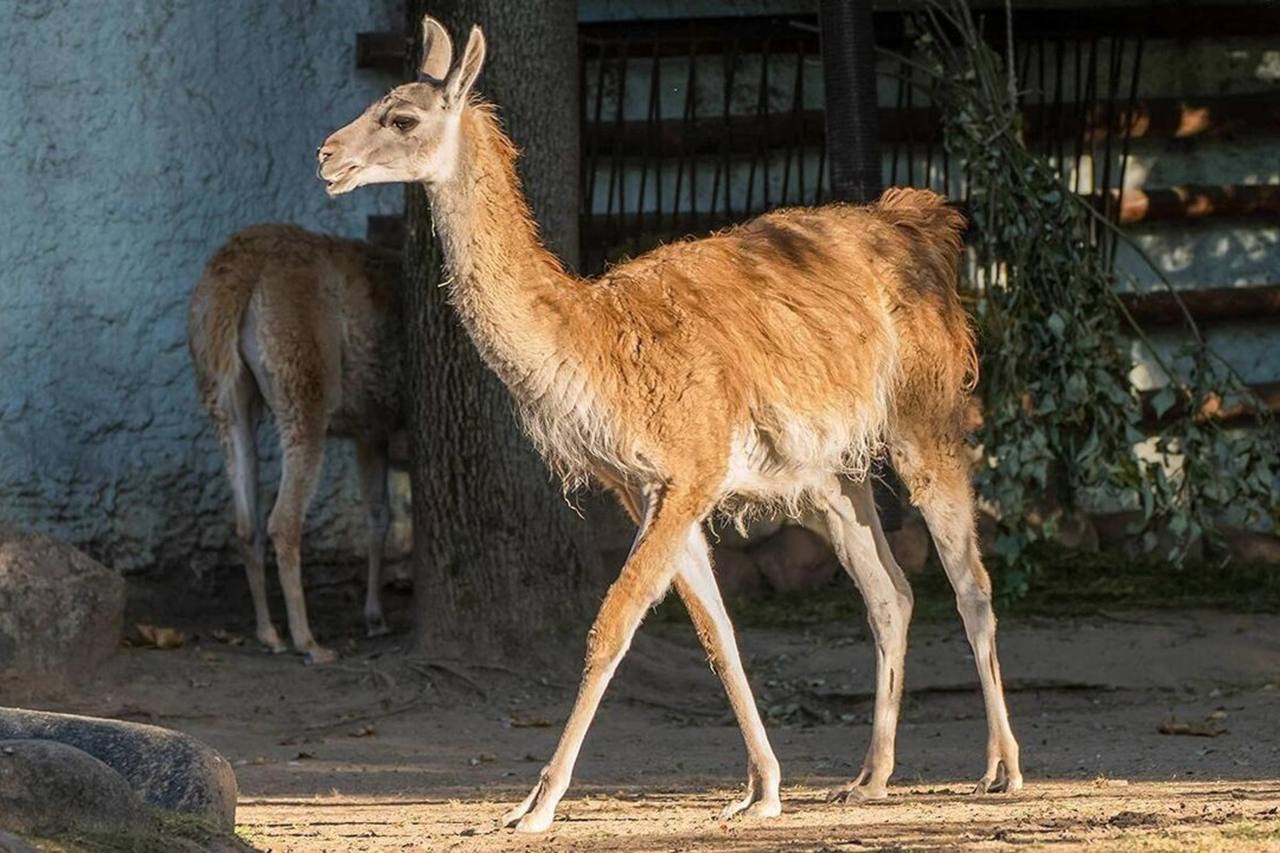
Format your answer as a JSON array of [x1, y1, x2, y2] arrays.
[[355, 4, 1280, 418], [576, 10, 1146, 273]]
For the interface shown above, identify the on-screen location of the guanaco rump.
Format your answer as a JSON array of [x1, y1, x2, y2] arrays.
[[318, 17, 1020, 832], [187, 224, 403, 664]]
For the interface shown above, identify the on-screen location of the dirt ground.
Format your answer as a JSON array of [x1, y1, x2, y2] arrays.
[[25, 602, 1280, 851]]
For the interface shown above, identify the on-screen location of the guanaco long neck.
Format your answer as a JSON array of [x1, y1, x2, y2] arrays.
[[422, 105, 587, 406]]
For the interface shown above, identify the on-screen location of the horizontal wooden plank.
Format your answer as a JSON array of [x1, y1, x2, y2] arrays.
[[1120, 284, 1280, 326], [359, 6, 1280, 71], [1141, 381, 1280, 427], [1112, 184, 1280, 225], [1089, 93, 1280, 141], [582, 185, 1280, 236], [581, 94, 1280, 157]]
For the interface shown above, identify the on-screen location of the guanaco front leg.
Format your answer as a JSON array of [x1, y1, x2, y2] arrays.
[[502, 482, 712, 833]]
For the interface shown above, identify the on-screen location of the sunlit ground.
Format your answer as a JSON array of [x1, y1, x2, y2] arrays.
[[236, 780, 1280, 851], [26, 551, 1280, 851]]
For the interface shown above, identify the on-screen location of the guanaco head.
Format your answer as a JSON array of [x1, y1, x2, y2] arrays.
[[318, 16, 486, 196]]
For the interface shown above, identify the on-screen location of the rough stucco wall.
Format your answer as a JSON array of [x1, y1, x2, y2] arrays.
[[0, 0, 404, 581]]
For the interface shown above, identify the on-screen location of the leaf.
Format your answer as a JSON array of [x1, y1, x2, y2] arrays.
[[1046, 312, 1066, 338], [1150, 386, 1177, 419], [135, 624, 186, 650], [994, 533, 1024, 563], [1158, 717, 1227, 737], [210, 628, 245, 646]]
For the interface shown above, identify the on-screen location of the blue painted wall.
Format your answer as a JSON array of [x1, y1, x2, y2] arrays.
[[0, 0, 404, 580]]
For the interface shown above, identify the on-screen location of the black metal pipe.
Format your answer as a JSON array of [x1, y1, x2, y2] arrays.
[[820, 0, 882, 203]]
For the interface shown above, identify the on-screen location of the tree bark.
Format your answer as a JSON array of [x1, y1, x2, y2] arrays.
[[402, 0, 594, 659]]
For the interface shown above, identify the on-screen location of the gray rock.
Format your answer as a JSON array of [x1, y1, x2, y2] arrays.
[[711, 546, 764, 598], [0, 708, 237, 832], [750, 524, 840, 594], [0, 527, 125, 691], [0, 739, 146, 837], [886, 515, 933, 575], [1224, 527, 1280, 564]]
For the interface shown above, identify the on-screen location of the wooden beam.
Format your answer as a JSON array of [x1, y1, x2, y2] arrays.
[[1120, 284, 1280, 327], [359, 5, 1280, 70], [1111, 184, 1280, 225], [1141, 381, 1280, 428], [581, 185, 1280, 238], [1083, 94, 1280, 141], [580, 94, 1280, 158]]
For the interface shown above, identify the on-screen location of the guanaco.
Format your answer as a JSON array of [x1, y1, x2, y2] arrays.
[[318, 16, 1019, 831], [187, 224, 403, 664]]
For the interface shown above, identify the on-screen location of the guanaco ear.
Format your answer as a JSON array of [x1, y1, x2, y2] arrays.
[[418, 15, 453, 82], [444, 25, 486, 105]]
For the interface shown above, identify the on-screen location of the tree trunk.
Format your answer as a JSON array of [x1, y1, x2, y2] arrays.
[[402, 0, 594, 659]]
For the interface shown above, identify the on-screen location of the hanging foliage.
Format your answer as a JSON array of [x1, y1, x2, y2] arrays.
[[910, 1, 1279, 595]]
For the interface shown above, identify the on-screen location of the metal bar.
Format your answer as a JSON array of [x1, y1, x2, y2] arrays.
[[672, 41, 698, 230], [634, 39, 662, 232], [1110, 33, 1145, 268]]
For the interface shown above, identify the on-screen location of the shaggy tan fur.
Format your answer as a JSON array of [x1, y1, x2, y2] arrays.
[[317, 16, 1019, 833], [187, 225, 404, 664]]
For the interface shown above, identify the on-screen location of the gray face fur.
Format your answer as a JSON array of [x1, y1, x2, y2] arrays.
[[317, 18, 486, 196]]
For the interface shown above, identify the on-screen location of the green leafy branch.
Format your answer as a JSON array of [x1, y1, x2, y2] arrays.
[[909, 0, 1279, 594]]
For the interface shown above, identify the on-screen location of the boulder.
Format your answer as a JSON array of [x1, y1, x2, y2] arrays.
[[0, 708, 238, 832], [1056, 510, 1100, 553], [1223, 528, 1280, 565], [0, 527, 125, 691], [0, 738, 146, 837], [886, 515, 933, 575], [1092, 511, 1205, 563], [750, 524, 840, 594]]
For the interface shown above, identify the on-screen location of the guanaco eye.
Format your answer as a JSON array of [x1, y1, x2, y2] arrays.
[[391, 116, 418, 133]]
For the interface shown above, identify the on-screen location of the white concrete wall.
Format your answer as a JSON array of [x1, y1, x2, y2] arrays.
[[0, 0, 404, 580]]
